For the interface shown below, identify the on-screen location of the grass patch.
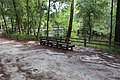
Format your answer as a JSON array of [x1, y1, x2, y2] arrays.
[[3, 32, 37, 41], [2, 32, 120, 53], [72, 41, 120, 53]]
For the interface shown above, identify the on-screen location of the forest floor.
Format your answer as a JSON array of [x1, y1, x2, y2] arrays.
[[0, 37, 120, 80]]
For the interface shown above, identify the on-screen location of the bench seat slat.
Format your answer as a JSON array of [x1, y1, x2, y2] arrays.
[[40, 37, 75, 50]]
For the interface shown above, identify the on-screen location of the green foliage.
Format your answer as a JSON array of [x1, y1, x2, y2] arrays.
[[0, 0, 119, 51], [76, 0, 111, 36], [0, 0, 114, 38], [87, 44, 120, 53], [72, 41, 120, 53]]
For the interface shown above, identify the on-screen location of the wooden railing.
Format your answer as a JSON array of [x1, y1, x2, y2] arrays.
[[70, 38, 120, 48], [39, 37, 120, 48]]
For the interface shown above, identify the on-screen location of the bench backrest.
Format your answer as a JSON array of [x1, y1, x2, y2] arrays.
[[40, 36, 71, 44]]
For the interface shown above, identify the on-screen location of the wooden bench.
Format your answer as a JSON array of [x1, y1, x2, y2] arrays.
[[48, 37, 57, 47], [39, 37, 75, 50], [57, 38, 75, 50], [40, 37, 47, 45]]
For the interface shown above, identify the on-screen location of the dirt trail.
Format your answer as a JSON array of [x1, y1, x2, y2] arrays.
[[0, 38, 120, 80]]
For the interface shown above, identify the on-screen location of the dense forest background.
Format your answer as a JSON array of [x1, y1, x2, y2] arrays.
[[0, 0, 120, 47]]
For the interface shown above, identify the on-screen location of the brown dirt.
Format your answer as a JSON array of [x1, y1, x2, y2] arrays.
[[0, 37, 120, 80]]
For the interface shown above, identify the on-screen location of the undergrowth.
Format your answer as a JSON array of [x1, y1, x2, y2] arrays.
[[2, 32, 120, 53]]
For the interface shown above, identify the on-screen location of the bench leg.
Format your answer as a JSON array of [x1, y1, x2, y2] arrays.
[[66, 47, 68, 50], [40, 42, 43, 45], [71, 47, 73, 51]]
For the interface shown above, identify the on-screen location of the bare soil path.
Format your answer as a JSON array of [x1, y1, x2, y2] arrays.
[[0, 38, 120, 80]]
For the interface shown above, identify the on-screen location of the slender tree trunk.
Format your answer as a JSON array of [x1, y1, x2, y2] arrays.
[[37, 15, 43, 39], [23, 21, 26, 33], [33, 0, 39, 36], [0, 2, 8, 33], [37, 11, 43, 39], [88, 13, 91, 42], [12, 0, 21, 33], [21, 17, 23, 33], [109, 0, 114, 46], [10, 17, 14, 32], [57, 25, 59, 37], [26, 0, 30, 35], [36, 1, 44, 39], [56, 8, 59, 37], [29, 19, 32, 34], [114, 0, 120, 45], [46, 0, 50, 37], [66, 0, 74, 38], [0, 18, 2, 29], [31, 16, 36, 36]]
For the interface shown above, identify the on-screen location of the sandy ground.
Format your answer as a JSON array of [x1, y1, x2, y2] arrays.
[[0, 38, 120, 80]]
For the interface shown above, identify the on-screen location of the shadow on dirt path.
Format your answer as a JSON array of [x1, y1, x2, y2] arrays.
[[0, 37, 120, 80]]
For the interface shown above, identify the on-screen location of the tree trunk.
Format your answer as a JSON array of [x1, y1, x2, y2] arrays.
[[36, 1, 44, 39], [109, 0, 113, 46], [114, 0, 120, 45], [88, 13, 91, 42], [12, 0, 21, 33], [46, 0, 50, 37], [29, 19, 32, 34], [10, 17, 14, 32], [31, 16, 36, 36], [37, 12, 43, 39], [26, 0, 30, 35], [13, 0, 21, 32], [66, 0, 74, 38], [0, 2, 8, 34], [57, 25, 59, 37]]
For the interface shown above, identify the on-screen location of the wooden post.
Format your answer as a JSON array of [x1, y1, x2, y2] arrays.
[[84, 37, 87, 47], [47, 37, 50, 46], [16, 35, 18, 40]]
